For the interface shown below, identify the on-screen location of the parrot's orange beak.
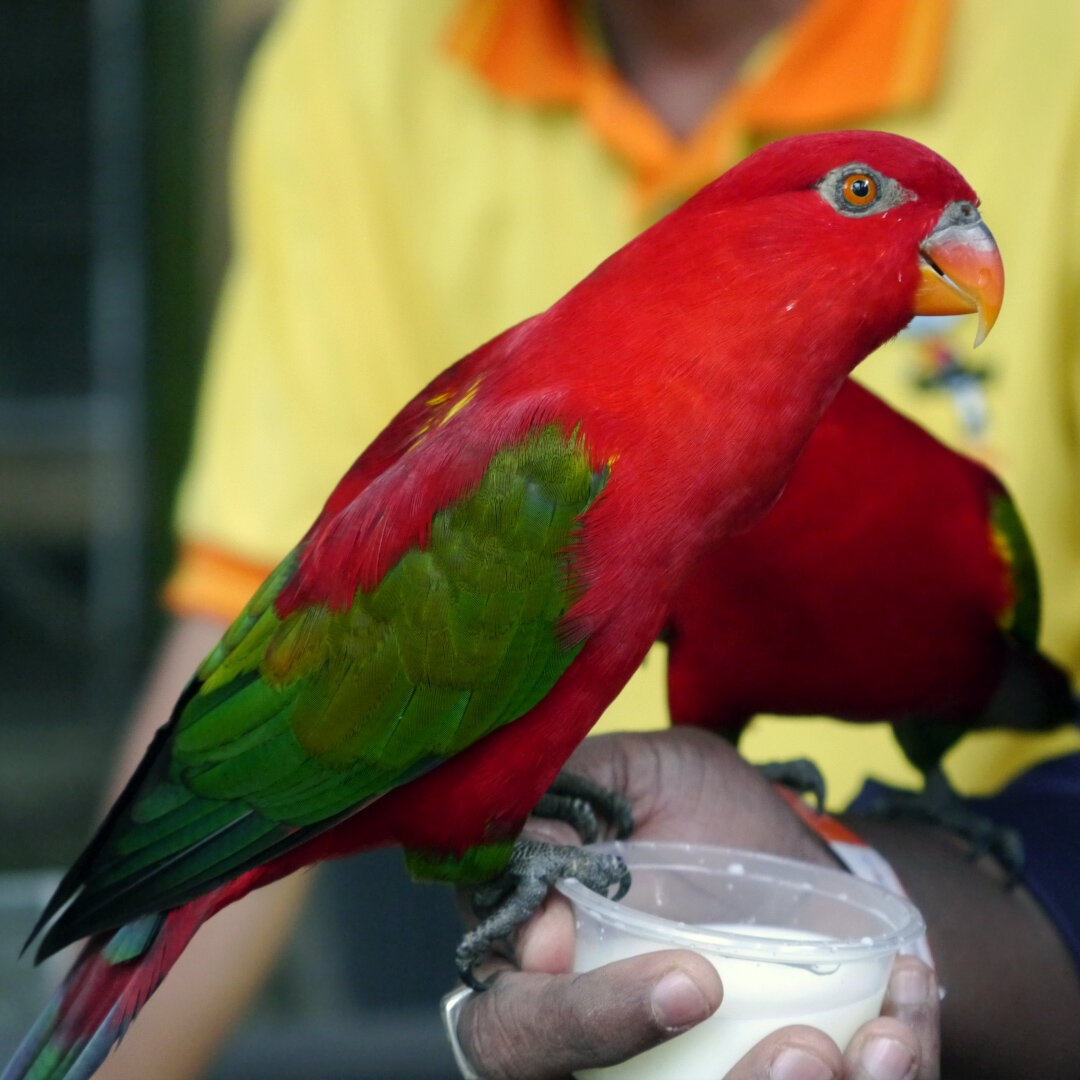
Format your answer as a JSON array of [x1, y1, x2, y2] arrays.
[[914, 202, 1004, 347]]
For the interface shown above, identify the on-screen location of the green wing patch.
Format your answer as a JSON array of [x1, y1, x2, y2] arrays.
[[41, 424, 609, 947], [988, 491, 1040, 646]]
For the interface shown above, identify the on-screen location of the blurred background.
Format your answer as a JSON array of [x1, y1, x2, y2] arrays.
[[0, 2, 460, 1075]]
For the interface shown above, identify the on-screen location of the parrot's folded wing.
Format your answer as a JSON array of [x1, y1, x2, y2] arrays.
[[32, 423, 609, 957]]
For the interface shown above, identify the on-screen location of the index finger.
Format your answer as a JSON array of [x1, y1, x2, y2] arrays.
[[877, 956, 940, 1079]]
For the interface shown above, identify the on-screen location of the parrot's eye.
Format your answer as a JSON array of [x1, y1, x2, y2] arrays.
[[841, 173, 877, 206], [817, 163, 907, 217]]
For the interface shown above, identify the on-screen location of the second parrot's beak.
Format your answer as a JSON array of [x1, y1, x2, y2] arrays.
[[914, 202, 1004, 347]]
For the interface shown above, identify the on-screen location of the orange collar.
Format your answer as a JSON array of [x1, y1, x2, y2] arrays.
[[445, 0, 951, 211]]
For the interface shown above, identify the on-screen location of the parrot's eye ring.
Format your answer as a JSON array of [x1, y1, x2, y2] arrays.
[[817, 163, 903, 217], [841, 173, 877, 207]]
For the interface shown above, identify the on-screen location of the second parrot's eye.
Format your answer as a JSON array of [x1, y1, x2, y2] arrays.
[[842, 173, 876, 206]]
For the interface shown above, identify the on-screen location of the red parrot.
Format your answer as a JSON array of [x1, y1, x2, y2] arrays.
[[3, 131, 1003, 1080], [664, 377, 1074, 828]]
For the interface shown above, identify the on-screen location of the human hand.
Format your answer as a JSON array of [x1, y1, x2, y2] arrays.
[[451, 728, 939, 1079], [453, 953, 937, 1080]]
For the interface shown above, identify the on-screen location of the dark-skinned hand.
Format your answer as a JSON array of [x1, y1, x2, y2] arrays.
[[453, 729, 938, 1080]]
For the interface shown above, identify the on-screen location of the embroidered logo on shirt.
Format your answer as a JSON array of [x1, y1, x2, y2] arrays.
[[900, 315, 996, 444]]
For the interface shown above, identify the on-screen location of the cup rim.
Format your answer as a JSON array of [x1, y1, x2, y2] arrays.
[[555, 840, 925, 964]]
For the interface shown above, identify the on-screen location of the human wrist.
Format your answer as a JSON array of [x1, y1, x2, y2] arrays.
[[772, 785, 934, 971]]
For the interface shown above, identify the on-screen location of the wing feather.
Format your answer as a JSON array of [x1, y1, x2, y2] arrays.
[[34, 423, 608, 955]]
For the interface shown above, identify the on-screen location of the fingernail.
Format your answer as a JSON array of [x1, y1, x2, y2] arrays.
[[770, 1047, 835, 1080], [890, 963, 930, 1007], [862, 1036, 915, 1080], [650, 970, 711, 1032]]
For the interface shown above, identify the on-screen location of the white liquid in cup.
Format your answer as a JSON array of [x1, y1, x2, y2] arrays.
[[559, 842, 924, 1080], [574, 925, 889, 1080]]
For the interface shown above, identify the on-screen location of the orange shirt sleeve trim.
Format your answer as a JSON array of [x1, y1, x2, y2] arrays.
[[162, 542, 276, 624]]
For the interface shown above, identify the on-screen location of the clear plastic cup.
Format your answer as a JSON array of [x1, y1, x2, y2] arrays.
[[556, 841, 925, 1080]]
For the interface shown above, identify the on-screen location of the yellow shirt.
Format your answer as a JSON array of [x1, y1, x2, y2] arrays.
[[167, 0, 1080, 807]]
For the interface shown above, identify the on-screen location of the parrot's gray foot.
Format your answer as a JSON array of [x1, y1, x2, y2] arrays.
[[532, 770, 635, 843], [758, 757, 827, 809], [456, 839, 631, 990], [532, 791, 600, 844], [867, 766, 1024, 878]]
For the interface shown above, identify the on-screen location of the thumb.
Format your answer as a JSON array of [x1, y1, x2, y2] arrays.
[[455, 950, 722, 1080]]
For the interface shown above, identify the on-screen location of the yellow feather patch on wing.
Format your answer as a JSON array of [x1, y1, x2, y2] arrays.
[[408, 377, 485, 453], [438, 379, 482, 426]]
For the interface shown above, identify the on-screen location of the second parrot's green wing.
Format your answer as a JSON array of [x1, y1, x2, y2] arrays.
[[36, 424, 609, 955], [892, 489, 1046, 778], [988, 490, 1040, 646]]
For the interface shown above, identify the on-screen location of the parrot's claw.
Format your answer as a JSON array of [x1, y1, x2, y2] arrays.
[[966, 821, 1024, 880], [535, 770, 635, 840], [758, 757, 827, 809], [867, 766, 1025, 879], [532, 792, 600, 844], [456, 839, 631, 990]]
